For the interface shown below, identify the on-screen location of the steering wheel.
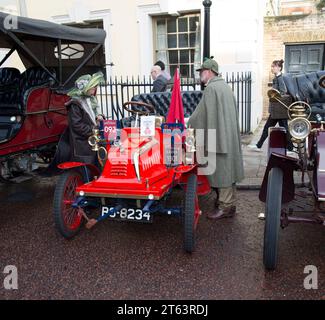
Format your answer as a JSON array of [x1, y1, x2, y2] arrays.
[[320, 75, 325, 89], [123, 101, 155, 116]]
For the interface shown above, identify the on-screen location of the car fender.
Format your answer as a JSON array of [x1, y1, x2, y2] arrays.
[[267, 127, 287, 159], [259, 153, 300, 204], [58, 162, 101, 178], [178, 165, 211, 196], [316, 131, 325, 200]]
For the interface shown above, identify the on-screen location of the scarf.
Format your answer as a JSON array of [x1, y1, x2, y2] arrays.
[[67, 72, 105, 117]]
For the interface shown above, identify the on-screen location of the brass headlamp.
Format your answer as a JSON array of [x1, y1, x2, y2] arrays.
[[268, 89, 312, 143], [88, 128, 109, 166], [288, 118, 311, 141], [88, 128, 100, 151]]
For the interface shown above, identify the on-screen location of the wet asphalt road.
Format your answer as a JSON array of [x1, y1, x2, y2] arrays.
[[0, 177, 324, 300]]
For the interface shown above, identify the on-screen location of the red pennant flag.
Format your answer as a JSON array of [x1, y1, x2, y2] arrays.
[[167, 68, 185, 125]]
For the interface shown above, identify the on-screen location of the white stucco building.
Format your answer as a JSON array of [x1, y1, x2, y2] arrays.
[[0, 0, 267, 131]]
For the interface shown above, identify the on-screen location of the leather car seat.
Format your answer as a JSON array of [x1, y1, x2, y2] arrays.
[[131, 91, 202, 118], [282, 71, 325, 120], [20, 67, 56, 106], [0, 67, 22, 114]]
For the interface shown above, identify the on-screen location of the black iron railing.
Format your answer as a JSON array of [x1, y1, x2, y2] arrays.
[[97, 72, 252, 134]]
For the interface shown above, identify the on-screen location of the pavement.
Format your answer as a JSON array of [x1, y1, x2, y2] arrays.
[[239, 121, 268, 189]]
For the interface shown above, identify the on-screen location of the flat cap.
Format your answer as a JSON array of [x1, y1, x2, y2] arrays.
[[196, 58, 219, 74]]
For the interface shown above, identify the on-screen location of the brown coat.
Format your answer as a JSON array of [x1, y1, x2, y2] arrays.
[[65, 98, 97, 164]]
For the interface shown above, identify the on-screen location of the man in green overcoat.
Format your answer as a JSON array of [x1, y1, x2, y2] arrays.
[[188, 59, 244, 219]]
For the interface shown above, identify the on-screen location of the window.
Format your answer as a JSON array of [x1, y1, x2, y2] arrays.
[[154, 13, 201, 79], [54, 44, 85, 60]]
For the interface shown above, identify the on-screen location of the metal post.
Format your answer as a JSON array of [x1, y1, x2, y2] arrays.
[[57, 39, 62, 86], [201, 0, 212, 90], [202, 0, 212, 61]]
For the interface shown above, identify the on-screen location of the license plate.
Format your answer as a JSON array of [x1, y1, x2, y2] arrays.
[[101, 207, 153, 223]]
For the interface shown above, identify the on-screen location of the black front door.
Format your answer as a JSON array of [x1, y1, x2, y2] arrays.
[[285, 44, 325, 74]]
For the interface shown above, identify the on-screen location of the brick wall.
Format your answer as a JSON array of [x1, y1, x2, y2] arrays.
[[263, 13, 325, 118]]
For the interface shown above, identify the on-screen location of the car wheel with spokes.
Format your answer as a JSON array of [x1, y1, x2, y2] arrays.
[[53, 170, 84, 239]]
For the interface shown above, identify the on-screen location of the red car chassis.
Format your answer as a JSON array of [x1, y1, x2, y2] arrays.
[[54, 103, 211, 253]]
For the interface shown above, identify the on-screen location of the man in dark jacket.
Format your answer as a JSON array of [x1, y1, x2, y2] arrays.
[[151, 65, 168, 92], [154, 60, 171, 81]]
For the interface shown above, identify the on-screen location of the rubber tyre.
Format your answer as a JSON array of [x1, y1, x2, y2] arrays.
[[263, 167, 283, 270], [183, 174, 198, 253], [53, 170, 84, 239]]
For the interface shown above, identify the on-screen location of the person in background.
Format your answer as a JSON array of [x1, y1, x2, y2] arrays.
[[188, 58, 244, 220], [248, 59, 294, 152], [151, 65, 168, 92], [154, 60, 171, 81]]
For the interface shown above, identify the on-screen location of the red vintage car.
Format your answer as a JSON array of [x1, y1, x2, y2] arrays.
[[53, 102, 211, 253], [0, 12, 105, 182], [260, 72, 325, 270]]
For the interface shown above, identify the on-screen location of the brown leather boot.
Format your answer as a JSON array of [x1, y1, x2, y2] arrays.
[[207, 206, 236, 220]]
